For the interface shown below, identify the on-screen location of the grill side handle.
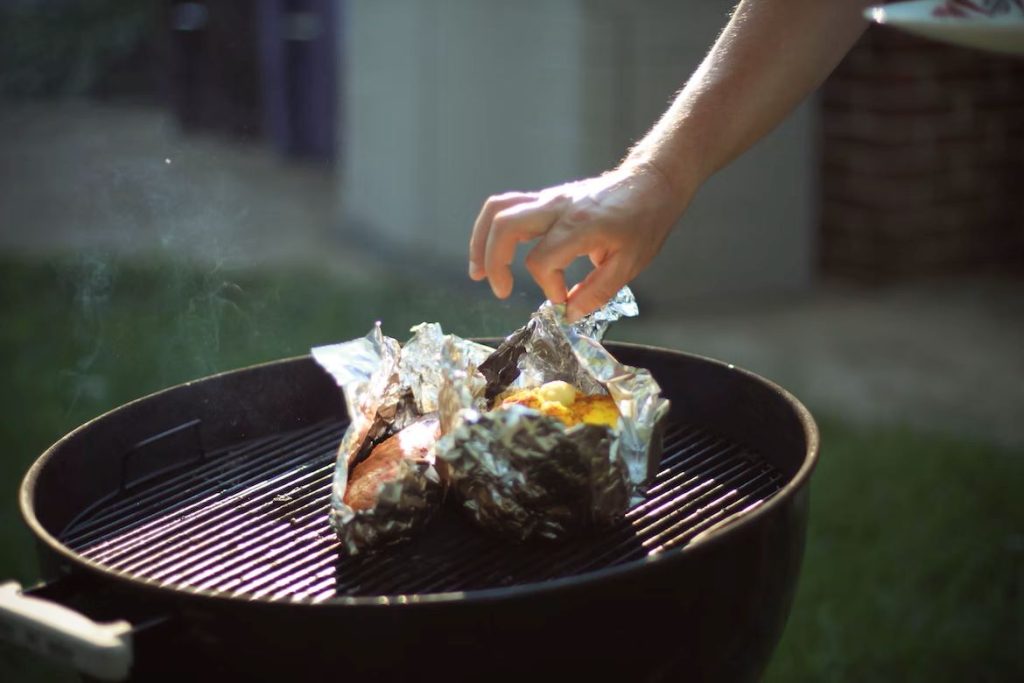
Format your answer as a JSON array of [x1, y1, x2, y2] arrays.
[[0, 580, 132, 681]]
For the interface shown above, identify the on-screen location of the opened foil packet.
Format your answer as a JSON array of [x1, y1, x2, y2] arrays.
[[311, 322, 492, 554], [312, 286, 669, 552], [437, 286, 670, 541]]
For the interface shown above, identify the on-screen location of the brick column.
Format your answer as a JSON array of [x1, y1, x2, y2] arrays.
[[820, 26, 1024, 281]]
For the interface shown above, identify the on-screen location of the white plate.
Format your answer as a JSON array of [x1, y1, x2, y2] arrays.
[[865, 0, 1024, 56]]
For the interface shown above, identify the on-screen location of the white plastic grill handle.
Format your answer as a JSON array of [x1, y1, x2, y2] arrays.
[[0, 581, 132, 681]]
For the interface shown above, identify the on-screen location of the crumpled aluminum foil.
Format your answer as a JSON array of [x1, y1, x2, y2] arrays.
[[437, 286, 670, 541], [334, 439, 445, 554], [312, 322, 491, 554], [313, 286, 669, 550], [442, 406, 628, 540]]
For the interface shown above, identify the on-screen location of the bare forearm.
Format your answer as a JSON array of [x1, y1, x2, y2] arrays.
[[469, 0, 873, 317], [626, 0, 871, 198]]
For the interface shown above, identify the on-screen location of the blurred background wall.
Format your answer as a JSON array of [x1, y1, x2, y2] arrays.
[[6, 0, 1016, 292]]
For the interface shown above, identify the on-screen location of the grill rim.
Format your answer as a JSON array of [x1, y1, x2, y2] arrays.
[[19, 342, 819, 608]]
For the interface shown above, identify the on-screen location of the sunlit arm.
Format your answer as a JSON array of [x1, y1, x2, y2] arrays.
[[626, 0, 873, 199], [469, 0, 872, 321]]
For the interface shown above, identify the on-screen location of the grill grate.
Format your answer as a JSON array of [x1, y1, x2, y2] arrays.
[[61, 419, 784, 602]]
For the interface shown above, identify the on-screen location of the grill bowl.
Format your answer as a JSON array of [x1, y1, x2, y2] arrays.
[[16, 342, 818, 682]]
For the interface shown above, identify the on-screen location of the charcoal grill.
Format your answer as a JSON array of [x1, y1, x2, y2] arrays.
[[1, 342, 818, 682]]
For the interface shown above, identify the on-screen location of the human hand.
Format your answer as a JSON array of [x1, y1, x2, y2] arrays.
[[468, 161, 691, 322]]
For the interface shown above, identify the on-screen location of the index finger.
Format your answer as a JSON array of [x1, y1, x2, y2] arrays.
[[469, 193, 533, 280], [565, 253, 630, 322], [484, 195, 567, 298], [524, 222, 596, 304]]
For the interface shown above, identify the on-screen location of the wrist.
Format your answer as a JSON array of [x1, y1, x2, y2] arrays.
[[617, 156, 697, 217]]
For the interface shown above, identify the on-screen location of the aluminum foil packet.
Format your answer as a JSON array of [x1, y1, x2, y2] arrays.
[[440, 406, 629, 540], [313, 286, 668, 550], [312, 322, 491, 554], [436, 286, 671, 541]]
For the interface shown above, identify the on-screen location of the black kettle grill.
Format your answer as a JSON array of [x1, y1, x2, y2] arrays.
[[1, 342, 818, 682]]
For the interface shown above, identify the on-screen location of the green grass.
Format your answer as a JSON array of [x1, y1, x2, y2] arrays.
[[1, 257, 1022, 681], [765, 419, 1023, 682]]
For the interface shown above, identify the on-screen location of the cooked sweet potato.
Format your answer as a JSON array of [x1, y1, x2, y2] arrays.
[[344, 415, 440, 511]]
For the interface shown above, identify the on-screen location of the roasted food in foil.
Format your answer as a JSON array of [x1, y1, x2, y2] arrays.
[[497, 380, 620, 429], [344, 415, 441, 511], [312, 323, 490, 554], [442, 406, 628, 540], [312, 286, 669, 551], [437, 286, 669, 542], [337, 414, 444, 551]]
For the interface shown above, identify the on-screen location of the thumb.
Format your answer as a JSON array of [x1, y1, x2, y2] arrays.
[[565, 254, 628, 323]]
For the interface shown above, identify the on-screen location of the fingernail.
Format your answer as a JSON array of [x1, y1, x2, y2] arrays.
[[469, 263, 483, 279]]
